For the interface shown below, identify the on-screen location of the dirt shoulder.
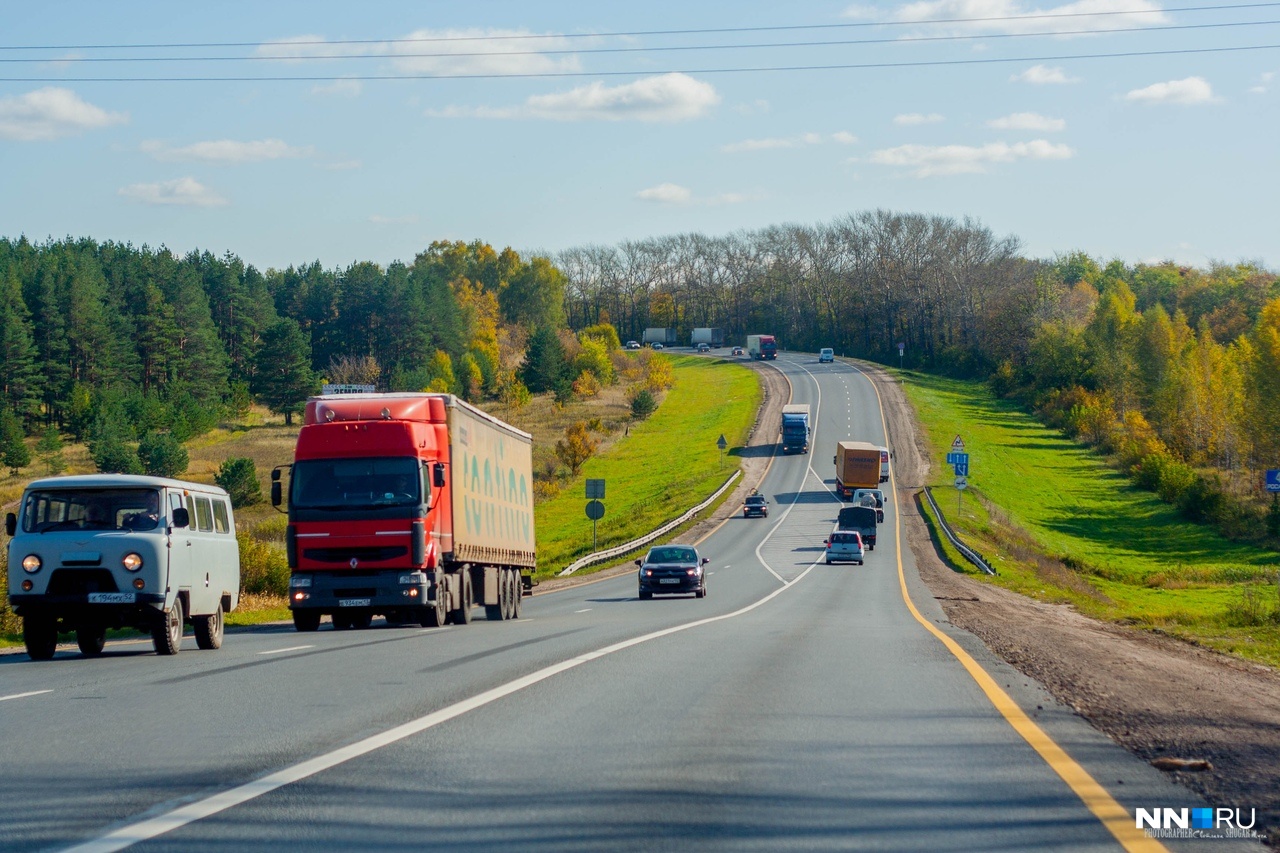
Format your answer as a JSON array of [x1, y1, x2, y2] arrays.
[[860, 361, 1280, 847]]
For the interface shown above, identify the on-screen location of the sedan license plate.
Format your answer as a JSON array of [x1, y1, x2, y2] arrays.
[[658, 578, 681, 585], [88, 592, 136, 604], [338, 598, 370, 607]]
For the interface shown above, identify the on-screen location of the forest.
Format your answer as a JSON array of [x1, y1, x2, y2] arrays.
[[1, 209, 1278, 542]]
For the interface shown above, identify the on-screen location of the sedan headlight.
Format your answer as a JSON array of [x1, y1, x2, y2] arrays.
[[22, 554, 41, 574], [122, 553, 144, 572]]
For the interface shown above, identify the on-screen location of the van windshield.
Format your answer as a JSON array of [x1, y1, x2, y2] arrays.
[[22, 488, 162, 533], [291, 457, 422, 509]]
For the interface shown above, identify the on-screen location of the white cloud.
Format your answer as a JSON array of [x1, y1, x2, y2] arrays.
[[141, 138, 314, 164], [832, 131, 859, 145], [1011, 64, 1081, 84], [312, 79, 363, 98], [1248, 71, 1274, 95], [637, 183, 693, 204], [894, 112, 944, 125], [118, 177, 228, 207], [869, 139, 1074, 176], [722, 131, 858, 153], [858, 0, 1169, 36], [430, 73, 720, 122], [1124, 76, 1217, 105], [734, 99, 772, 116], [987, 112, 1065, 131], [0, 87, 126, 141]]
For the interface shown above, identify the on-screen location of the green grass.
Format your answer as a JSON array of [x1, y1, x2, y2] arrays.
[[900, 370, 1280, 666], [534, 356, 760, 577]]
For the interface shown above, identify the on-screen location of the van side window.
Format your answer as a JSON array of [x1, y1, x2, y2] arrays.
[[212, 499, 231, 534], [194, 496, 213, 532]]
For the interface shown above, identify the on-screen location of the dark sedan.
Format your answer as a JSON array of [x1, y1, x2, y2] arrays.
[[743, 494, 768, 517], [637, 545, 709, 599]]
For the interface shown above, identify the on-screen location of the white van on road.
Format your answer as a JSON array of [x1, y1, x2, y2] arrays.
[[6, 474, 240, 660]]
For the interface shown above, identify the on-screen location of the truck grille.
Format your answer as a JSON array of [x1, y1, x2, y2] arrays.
[[303, 546, 407, 564]]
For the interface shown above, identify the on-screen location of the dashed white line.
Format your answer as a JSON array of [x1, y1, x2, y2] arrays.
[[0, 690, 53, 702], [575, 609, 592, 614], [257, 645, 314, 656]]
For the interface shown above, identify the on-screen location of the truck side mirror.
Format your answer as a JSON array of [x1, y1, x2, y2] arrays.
[[172, 507, 190, 529], [5, 512, 15, 537], [271, 481, 282, 507], [434, 462, 446, 488]]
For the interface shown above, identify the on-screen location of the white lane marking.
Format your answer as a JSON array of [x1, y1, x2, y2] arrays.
[[62, 564, 816, 853], [256, 645, 314, 656], [0, 690, 53, 702], [575, 609, 592, 614]]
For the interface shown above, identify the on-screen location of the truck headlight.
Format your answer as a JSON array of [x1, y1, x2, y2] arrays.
[[399, 572, 426, 585], [22, 555, 41, 573], [290, 576, 312, 588], [122, 553, 144, 572]]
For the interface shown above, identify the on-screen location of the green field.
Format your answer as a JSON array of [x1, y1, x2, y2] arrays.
[[534, 356, 760, 577], [900, 370, 1280, 667]]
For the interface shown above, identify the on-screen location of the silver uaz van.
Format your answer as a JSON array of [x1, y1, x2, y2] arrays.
[[6, 474, 240, 660]]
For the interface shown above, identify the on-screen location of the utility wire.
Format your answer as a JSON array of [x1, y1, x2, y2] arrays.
[[1, 19, 1275, 63], [3, 42, 1276, 83], [1, 2, 1277, 51]]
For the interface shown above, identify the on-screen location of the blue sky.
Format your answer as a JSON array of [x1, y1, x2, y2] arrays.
[[2, 0, 1276, 271]]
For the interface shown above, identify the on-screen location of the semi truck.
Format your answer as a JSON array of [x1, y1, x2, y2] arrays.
[[643, 327, 678, 347], [272, 392, 535, 632], [836, 505, 877, 550], [690, 327, 725, 348], [781, 404, 811, 453], [834, 440, 881, 499], [746, 334, 778, 360]]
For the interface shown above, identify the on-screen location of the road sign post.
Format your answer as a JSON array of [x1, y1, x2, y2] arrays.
[[717, 434, 728, 469], [585, 499, 605, 550]]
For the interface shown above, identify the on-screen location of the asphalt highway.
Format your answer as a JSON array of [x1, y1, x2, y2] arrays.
[[0, 354, 1248, 852]]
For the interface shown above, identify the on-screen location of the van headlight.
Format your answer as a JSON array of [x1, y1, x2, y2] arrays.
[[122, 553, 144, 572], [22, 555, 41, 573]]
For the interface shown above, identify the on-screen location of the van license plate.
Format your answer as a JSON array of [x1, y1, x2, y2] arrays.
[[88, 592, 136, 604], [338, 598, 370, 607]]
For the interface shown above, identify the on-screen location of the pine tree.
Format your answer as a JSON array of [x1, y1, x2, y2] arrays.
[[0, 407, 30, 475], [521, 325, 568, 393], [253, 319, 317, 425]]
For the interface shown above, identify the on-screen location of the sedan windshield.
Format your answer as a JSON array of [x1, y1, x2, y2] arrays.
[[647, 547, 697, 563]]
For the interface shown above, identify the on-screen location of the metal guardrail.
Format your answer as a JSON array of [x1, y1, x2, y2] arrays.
[[921, 486, 996, 576], [558, 470, 742, 576]]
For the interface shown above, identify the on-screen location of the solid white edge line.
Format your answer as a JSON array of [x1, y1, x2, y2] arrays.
[[61, 564, 815, 853], [0, 689, 53, 702]]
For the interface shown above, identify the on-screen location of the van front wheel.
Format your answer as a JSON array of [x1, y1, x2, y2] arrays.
[[77, 624, 106, 656], [194, 603, 224, 650], [24, 615, 58, 661], [152, 598, 184, 656]]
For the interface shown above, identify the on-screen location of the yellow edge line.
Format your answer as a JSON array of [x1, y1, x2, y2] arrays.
[[859, 363, 1168, 853]]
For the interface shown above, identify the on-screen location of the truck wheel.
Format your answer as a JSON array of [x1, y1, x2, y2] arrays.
[[293, 610, 322, 632], [24, 615, 58, 661], [194, 603, 224, 650], [332, 612, 352, 630], [350, 611, 372, 630], [512, 575, 523, 619], [420, 592, 447, 628], [449, 571, 473, 625], [77, 623, 107, 656], [152, 598, 184, 656]]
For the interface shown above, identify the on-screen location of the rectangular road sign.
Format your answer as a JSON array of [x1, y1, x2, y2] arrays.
[[585, 479, 606, 499], [1267, 470, 1280, 493], [954, 462, 969, 477], [947, 452, 969, 467]]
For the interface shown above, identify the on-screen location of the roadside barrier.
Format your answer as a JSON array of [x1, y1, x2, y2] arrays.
[[920, 486, 996, 576], [558, 470, 742, 576]]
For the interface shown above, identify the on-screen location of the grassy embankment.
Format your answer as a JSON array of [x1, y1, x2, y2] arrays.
[[0, 354, 760, 643], [902, 370, 1280, 668]]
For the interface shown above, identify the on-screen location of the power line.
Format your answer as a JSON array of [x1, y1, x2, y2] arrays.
[[1, 19, 1275, 64], [2, 2, 1277, 52], [3, 42, 1275, 83]]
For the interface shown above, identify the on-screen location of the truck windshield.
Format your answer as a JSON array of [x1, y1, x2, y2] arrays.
[[22, 488, 162, 533], [291, 458, 422, 509]]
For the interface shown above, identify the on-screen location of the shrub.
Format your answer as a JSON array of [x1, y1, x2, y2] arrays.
[[93, 436, 143, 474], [572, 369, 601, 398], [137, 432, 189, 478], [645, 354, 674, 392], [630, 388, 658, 419], [555, 421, 598, 475], [237, 532, 290, 596], [216, 457, 263, 507]]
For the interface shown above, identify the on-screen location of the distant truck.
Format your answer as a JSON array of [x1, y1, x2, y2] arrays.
[[690, 327, 725, 348], [273, 393, 535, 632], [837, 505, 877, 550], [834, 440, 881, 499], [643, 327, 678, 347], [746, 334, 778, 360], [781, 404, 811, 454]]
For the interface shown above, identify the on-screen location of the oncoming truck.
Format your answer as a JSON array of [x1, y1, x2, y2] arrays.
[[781, 404, 811, 453], [273, 393, 535, 631], [746, 334, 777, 360], [834, 440, 881, 499], [690, 327, 725, 348]]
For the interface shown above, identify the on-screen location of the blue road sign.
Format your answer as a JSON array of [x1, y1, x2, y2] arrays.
[[1267, 470, 1280, 492], [954, 462, 969, 477], [947, 452, 969, 467]]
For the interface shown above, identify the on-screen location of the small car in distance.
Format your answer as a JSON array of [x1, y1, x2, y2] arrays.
[[696, 342, 711, 353], [625, 340, 641, 350], [824, 528, 865, 565], [819, 347, 835, 363], [652, 342, 665, 350], [743, 493, 768, 518], [732, 346, 744, 356], [637, 545, 709, 599]]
